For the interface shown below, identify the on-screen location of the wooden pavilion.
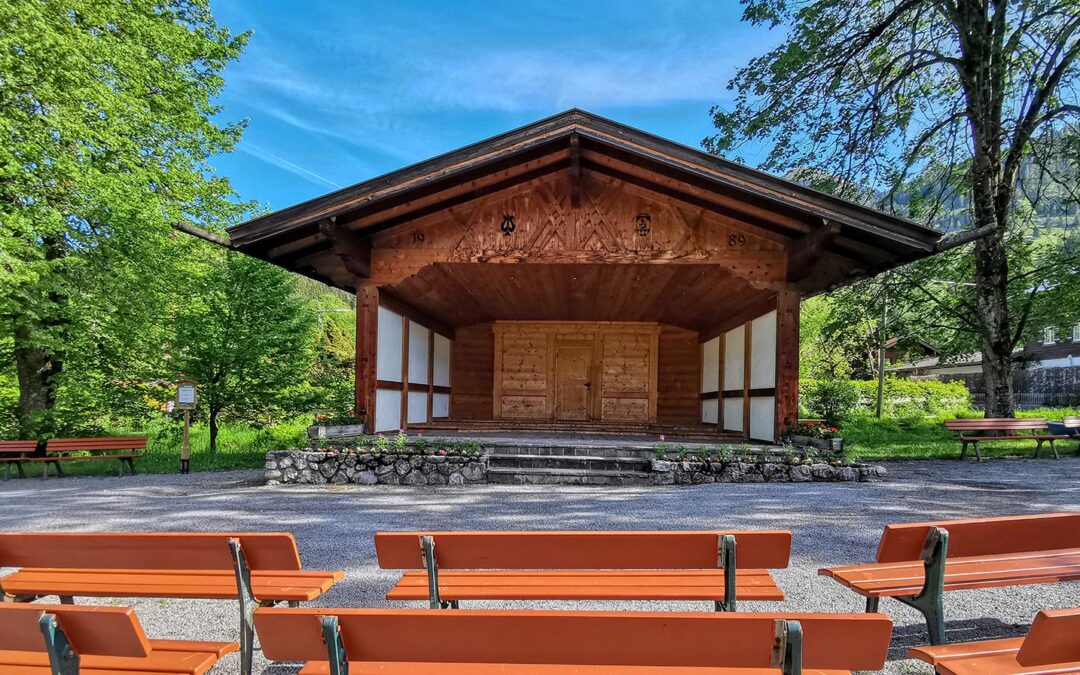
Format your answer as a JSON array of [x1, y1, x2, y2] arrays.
[[225, 110, 942, 441]]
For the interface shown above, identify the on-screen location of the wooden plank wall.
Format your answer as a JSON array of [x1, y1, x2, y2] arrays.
[[491, 322, 662, 422], [657, 325, 701, 425], [449, 323, 495, 419]]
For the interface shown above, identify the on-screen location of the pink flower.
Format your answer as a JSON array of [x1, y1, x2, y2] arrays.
[[439, 449, 448, 456], [659, 435, 666, 441]]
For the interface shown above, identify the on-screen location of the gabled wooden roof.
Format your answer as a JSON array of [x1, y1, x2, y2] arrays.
[[226, 109, 941, 294]]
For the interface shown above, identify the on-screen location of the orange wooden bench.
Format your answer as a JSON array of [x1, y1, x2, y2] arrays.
[[376, 530, 791, 611], [31, 437, 149, 477], [908, 607, 1080, 674], [0, 603, 237, 674], [0, 532, 344, 675], [255, 607, 893, 675], [0, 440, 38, 480], [944, 418, 1067, 460], [819, 512, 1080, 645]]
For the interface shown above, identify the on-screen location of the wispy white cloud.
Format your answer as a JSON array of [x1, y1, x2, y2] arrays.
[[238, 142, 343, 189]]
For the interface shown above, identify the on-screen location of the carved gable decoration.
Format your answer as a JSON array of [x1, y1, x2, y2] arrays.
[[373, 173, 781, 262]]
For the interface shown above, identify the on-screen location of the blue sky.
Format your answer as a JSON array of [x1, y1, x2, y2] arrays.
[[209, 1, 784, 212]]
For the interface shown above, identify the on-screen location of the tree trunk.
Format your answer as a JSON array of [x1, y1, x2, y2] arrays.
[[209, 407, 219, 455], [13, 322, 63, 439], [973, 230, 1014, 417]]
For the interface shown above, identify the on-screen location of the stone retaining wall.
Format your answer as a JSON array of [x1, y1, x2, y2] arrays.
[[652, 459, 885, 484], [264, 450, 487, 486]]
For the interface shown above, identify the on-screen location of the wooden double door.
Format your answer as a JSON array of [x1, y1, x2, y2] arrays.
[[493, 321, 659, 423]]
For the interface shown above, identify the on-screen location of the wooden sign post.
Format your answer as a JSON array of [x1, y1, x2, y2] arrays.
[[175, 380, 197, 474]]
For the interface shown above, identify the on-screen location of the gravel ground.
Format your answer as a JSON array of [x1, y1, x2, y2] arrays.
[[2, 457, 1078, 674]]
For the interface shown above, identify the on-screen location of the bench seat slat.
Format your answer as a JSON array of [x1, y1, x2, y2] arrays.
[[0, 645, 225, 674], [819, 548, 1080, 597], [907, 637, 1023, 666], [932, 653, 1080, 675], [2, 568, 343, 601], [388, 569, 783, 601], [298, 662, 853, 674], [0, 667, 192, 675]]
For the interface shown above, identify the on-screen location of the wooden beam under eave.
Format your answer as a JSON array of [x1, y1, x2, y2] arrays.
[[786, 221, 845, 282], [319, 218, 372, 279], [569, 133, 582, 209], [774, 287, 800, 441], [355, 284, 379, 432]]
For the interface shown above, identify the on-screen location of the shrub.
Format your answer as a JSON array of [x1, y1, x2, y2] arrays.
[[802, 377, 973, 420], [801, 379, 860, 427]]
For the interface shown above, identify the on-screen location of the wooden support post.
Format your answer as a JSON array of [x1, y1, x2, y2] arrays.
[[775, 288, 800, 442], [401, 319, 410, 430], [355, 284, 379, 433], [742, 321, 752, 440]]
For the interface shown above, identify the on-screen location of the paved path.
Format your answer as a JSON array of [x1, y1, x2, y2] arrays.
[[2, 457, 1078, 674]]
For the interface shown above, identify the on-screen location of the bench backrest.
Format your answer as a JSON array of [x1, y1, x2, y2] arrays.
[[944, 418, 1047, 431], [1017, 608, 1080, 667], [0, 604, 151, 658], [256, 608, 891, 671], [375, 531, 792, 570], [46, 436, 147, 453], [0, 532, 303, 570], [876, 513, 1080, 563], [0, 440, 37, 455]]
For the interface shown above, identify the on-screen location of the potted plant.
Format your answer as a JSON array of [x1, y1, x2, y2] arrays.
[[308, 410, 365, 440], [787, 421, 843, 452]]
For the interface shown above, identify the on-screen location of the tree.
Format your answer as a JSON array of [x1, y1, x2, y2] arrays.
[[707, 0, 1079, 416], [172, 252, 316, 453], [0, 1, 248, 436]]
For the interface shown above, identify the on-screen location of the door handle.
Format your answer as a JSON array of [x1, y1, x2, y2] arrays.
[[584, 381, 591, 389]]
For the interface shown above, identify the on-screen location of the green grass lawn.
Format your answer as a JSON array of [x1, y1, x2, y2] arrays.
[[843, 408, 1080, 460], [4, 419, 309, 479]]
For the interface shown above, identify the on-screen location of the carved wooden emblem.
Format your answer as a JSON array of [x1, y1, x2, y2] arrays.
[[634, 213, 651, 236], [500, 214, 516, 236]]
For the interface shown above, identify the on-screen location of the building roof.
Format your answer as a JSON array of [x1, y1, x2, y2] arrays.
[[225, 109, 943, 294]]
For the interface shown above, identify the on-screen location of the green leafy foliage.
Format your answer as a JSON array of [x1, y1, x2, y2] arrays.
[[800, 379, 860, 427]]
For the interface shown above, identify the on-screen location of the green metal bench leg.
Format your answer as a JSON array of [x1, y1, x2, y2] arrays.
[[127, 457, 137, 475], [972, 442, 981, 462], [714, 534, 737, 612], [229, 538, 259, 675], [896, 526, 949, 645], [17, 461, 24, 479], [1049, 440, 1059, 460], [1034, 440, 1043, 458], [420, 535, 451, 609], [958, 440, 967, 460], [321, 615, 350, 675], [865, 596, 880, 613], [54, 461, 65, 477], [39, 613, 79, 675], [773, 619, 803, 675]]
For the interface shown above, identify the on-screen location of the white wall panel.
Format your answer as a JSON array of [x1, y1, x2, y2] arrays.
[[749, 396, 775, 441], [408, 323, 430, 385], [723, 398, 743, 433], [750, 310, 777, 389], [433, 393, 450, 418], [701, 337, 720, 393], [407, 391, 429, 424], [723, 326, 744, 391], [375, 388, 401, 432], [433, 334, 451, 387], [376, 307, 403, 382], [702, 398, 719, 424]]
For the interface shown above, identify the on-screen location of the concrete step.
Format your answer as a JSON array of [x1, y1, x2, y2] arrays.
[[487, 467, 655, 486], [483, 445, 655, 459], [488, 453, 651, 472]]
